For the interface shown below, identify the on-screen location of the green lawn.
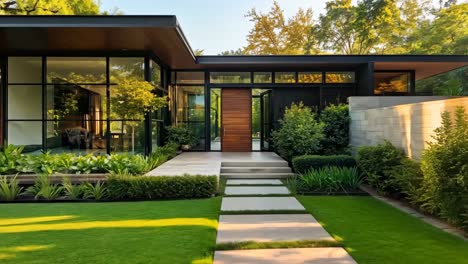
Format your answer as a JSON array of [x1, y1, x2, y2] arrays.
[[0, 198, 221, 264], [298, 196, 468, 264]]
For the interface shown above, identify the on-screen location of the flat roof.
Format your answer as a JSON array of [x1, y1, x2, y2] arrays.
[[0, 15, 467, 78]]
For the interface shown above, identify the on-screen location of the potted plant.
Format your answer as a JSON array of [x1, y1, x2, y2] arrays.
[[165, 126, 198, 151]]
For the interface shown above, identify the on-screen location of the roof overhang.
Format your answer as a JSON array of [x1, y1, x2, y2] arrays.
[[0, 15, 197, 69], [0, 16, 466, 79], [196, 55, 468, 80]]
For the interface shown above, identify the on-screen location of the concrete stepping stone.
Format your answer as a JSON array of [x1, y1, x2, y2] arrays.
[[213, 248, 357, 264], [221, 197, 305, 211], [216, 214, 334, 243], [227, 179, 283, 185], [225, 186, 290, 195]]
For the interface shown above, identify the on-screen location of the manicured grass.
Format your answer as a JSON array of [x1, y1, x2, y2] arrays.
[[298, 196, 468, 264], [0, 198, 221, 264]]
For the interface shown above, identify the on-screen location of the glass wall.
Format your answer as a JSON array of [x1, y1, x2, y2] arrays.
[[7, 57, 43, 152], [175, 86, 205, 150], [210, 72, 250, 84], [6, 56, 162, 155], [210, 88, 221, 151]]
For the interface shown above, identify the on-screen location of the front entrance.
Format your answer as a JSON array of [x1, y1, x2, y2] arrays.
[[221, 88, 252, 152]]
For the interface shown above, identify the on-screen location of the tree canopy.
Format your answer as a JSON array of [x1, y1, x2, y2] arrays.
[[0, 0, 101, 15]]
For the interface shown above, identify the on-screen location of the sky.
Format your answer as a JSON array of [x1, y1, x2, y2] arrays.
[[100, 0, 330, 55]]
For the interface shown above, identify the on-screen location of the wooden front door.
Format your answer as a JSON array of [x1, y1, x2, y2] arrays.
[[221, 88, 252, 152]]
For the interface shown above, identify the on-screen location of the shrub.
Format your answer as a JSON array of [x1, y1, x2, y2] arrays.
[[296, 166, 362, 194], [27, 174, 63, 200], [0, 145, 24, 174], [292, 155, 356, 174], [0, 175, 23, 201], [165, 126, 198, 146], [419, 107, 468, 228], [106, 175, 218, 200], [356, 141, 406, 195], [320, 104, 350, 155], [83, 181, 108, 200], [62, 177, 84, 199], [272, 102, 325, 161], [389, 159, 423, 203]]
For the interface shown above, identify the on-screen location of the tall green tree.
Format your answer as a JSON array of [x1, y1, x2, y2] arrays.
[[410, 3, 468, 54], [244, 1, 314, 55], [0, 0, 100, 15]]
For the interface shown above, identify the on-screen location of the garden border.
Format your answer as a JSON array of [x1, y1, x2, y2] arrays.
[[360, 184, 467, 240]]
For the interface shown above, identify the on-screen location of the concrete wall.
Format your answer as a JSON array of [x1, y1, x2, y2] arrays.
[[349, 96, 468, 159]]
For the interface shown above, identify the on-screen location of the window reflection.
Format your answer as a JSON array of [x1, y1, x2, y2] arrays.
[[275, 72, 296, 83], [176, 86, 205, 150], [47, 57, 106, 83], [109, 57, 144, 83], [210, 72, 250, 83], [374, 72, 410, 95], [326, 72, 355, 83], [210, 88, 221, 151], [298, 72, 322, 83], [254, 72, 272, 83]]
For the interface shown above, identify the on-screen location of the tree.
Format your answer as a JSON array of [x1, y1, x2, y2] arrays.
[[111, 79, 167, 153], [194, 49, 204, 56], [410, 3, 468, 54], [244, 1, 314, 55], [0, 0, 100, 15], [219, 48, 245, 56]]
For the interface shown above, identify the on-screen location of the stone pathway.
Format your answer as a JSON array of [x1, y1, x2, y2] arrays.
[[214, 179, 357, 264]]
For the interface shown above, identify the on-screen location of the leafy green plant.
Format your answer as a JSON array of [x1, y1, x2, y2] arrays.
[[165, 125, 198, 147], [292, 155, 356, 174], [297, 166, 361, 194], [356, 141, 406, 195], [83, 181, 108, 200], [272, 102, 325, 161], [153, 143, 178, 159], [0, 175, 23, 201], [106, 175, 218, 200], [389, 159, 423, 204], [419, 106, 468, 228], [27, 174, 63, 200], [62, 177, 84, 199], [0, 145, 24, 175], [320, 103, 350, 155]]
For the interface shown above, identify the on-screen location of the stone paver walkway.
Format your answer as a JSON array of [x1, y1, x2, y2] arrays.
[[214, 179, 357, 264], [226, 179, 283, 185], [225, 186, 290, 195]]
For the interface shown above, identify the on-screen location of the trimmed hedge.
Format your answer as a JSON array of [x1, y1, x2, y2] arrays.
[[106, 175, 218, 200], [292, 155, 356, 173]]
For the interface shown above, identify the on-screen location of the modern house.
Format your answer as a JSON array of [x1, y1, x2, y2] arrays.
[[0, 15, 467, 154]]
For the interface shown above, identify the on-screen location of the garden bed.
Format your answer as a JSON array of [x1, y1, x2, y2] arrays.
[[5, 173, 108, 184]]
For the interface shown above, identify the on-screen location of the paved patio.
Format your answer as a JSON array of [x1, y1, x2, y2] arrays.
[[145, 152, 286, 177]]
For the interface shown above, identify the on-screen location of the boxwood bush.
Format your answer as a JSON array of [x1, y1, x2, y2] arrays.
[[356, 141, 406, 195], [106, 175, 218, 200], [292, 155, 356, 174]]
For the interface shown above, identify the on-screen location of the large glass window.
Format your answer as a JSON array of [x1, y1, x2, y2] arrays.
[[275, 72, 296, 83], [210, 72, 250, 84], [374, 72, 410, 95], [326, 72, 355, 83], [176, 86, 205, 150], [7, 57, 43, 153], [6, 56, 158, 155], [109, 57, 146, 153]]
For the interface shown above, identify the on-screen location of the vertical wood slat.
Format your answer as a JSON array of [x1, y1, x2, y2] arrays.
[[221, 88, 252, 152]]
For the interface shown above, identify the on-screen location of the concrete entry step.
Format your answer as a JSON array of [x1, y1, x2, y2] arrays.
[[225, 186, 290, 195], [213, 248, 357, 264], [221, 173, 295, 179], [216, 214, 334, 243], [226, 179, 283, 185], [221, 161, 289, 167], [221, 197, 305, 211], [221, 167, 292, 173]]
